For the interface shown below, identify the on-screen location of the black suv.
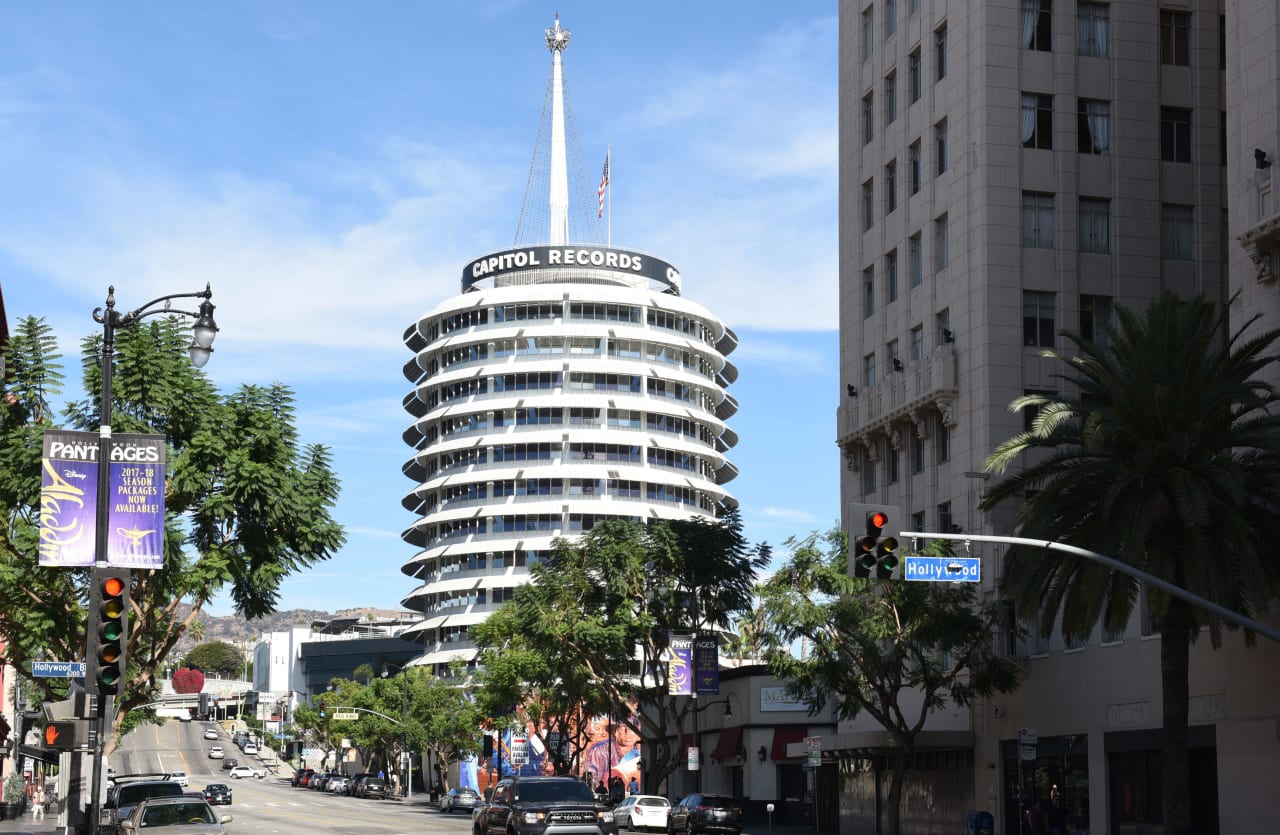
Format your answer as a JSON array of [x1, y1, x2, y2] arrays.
[[667, 794, 742, 835], [102, 777, 185, 834], [475, 777, 616, 835]]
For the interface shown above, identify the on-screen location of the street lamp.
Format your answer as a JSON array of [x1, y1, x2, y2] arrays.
[[87, 284, 218, 835], [690, 697, 732, 793], [382, 662, 411, 800]]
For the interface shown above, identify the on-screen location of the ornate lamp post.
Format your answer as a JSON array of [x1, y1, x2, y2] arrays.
[[87, 285, 217, 835], [382, 662, 411, 800]]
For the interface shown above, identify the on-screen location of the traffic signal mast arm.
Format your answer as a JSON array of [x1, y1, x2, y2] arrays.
[[902, 531, 1280, 645]]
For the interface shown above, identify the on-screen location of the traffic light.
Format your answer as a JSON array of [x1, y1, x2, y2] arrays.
[[42, 720, 88, 751], [317, 700, 326, 719], [483, 734, 494, 758], [848, 503, 901, 580], [87, 566, 130, 695]]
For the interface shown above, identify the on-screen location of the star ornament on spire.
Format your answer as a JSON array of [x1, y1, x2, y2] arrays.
[[545, 15, 571, 52]]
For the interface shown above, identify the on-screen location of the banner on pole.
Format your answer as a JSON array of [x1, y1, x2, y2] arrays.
[[668, 634, 693, 695], [694, 636, 720, 696], [39, 430, 167, 568]]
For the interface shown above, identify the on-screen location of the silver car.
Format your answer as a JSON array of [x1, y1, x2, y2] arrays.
[[119, 796, 232, 834]]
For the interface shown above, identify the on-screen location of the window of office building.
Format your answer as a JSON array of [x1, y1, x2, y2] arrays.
[[935, 119, 948, 174], [862, 446, 877, 493], [912, 428, 925, 473], [909, 140, 922, 194], [936, 309, 951, 347], [888, 443, 900, 483], [885, 0, 896, 36], [909, 233, 923, 286], [1161, 204, 1195, 260], [863, 179, 875, 230], [863, 352, 877, 389], [1161, 107, 1192, 162], [887, 339, 901, 371], [1021, 0, 1052, 51], [863, 266, 875, 317], [935, 23, 948, 80], [1022, 191, 1056, 248], [937, 418, 950, 462], [1022, 389, 1055, 432], [863, 6, 875, 60], [910, 325, 924, 360], [1080, 294, 1112, 349], [1078, 2, 1109, 57], [1079, 197, 1111, 253], [863, 91, 874, 144], [1160, 10, 1190, 66], [1023, 290, 1056, 347], [1078, 99, 1110, 154], [886, 250, 899, 302], [885, 71, 897, 124], [885, 160, 897, 214], [938, 500, 955, 533], [935, 215, 949, 271], [1021, 93, 1053, 149], [909, 48, 922, 103]]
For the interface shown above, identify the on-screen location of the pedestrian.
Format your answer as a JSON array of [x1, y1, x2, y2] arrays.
[[31, 784, 46, 821], [628, 776, 639, 795]]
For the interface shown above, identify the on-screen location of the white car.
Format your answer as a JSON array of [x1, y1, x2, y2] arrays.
[[227, 765, 265, 779], [243, 743, 258, 755], [208, 746, 224, 759], [169, 771, 189, 787], [614, 795, 670, 831], [203, 728, 219, 740]]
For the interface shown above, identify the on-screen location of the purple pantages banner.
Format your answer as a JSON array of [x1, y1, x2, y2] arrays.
[[39, 430, 167, 568], [107, 433, 166, 568], [694, 636, 720, 696], [668, 633, 694, 695], [39, 430, 99, 566]]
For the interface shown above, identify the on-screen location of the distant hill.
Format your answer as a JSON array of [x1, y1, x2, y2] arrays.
[[171, 606, 410, 658]]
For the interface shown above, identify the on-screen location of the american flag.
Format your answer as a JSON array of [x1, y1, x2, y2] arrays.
[[597, 153, 610, 218]]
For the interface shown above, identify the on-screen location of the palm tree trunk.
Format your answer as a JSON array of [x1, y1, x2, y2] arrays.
[[1159, 597, 1192, 834]]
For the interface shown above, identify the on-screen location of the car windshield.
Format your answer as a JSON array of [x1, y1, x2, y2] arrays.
[[141, 801, 215, 826], [515, 781, 596, 803], [118, 784, 184, 806]]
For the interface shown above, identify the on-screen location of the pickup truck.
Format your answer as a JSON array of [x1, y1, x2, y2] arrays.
[[474, 777, 616, 835]]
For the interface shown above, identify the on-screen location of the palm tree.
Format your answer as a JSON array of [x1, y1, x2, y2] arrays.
[[979, 292, 1280, 835]]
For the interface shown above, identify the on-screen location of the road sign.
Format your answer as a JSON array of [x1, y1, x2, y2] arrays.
[[510, 736, 529, 765], [805, 736, 821, 767], [1018, 727, 1038, 745], [903, 556, 981, 582], [1020, 744, 1037, 762], [32, 661, 87, 678], [332, 711, 359, 721]]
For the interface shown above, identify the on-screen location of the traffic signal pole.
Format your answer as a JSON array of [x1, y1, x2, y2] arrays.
[[901, 531, 1280, 645]]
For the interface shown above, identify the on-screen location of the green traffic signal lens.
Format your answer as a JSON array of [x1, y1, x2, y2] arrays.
[[102, 623, 123, 641]]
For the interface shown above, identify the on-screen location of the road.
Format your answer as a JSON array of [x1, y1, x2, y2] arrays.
[[112, 720, 472, 834]]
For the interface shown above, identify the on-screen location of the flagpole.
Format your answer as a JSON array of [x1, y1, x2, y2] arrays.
[[606, 142, 612, 247]]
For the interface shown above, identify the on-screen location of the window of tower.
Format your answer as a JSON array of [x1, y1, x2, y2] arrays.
[[607, 409, 642, 429], [494, 302, 562, 322]]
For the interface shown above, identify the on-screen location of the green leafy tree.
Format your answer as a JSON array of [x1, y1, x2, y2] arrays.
[[0, 314, 345, 749], [477, 511, 769, 792], [979, 292, 1280, 835], [182, 640, 245, 678], [756, 529, 1021, 835]]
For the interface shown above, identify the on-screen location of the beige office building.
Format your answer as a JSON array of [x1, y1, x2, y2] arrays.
[[836, 1, 1280, 832]]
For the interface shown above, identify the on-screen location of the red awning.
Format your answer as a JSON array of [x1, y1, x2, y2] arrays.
[[771, 727, 807, 761], [712, 725, 743, 760]]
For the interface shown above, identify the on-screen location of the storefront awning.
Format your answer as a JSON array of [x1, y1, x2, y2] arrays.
[[771, 727, 807, 761], [712, 725, 743, 760]]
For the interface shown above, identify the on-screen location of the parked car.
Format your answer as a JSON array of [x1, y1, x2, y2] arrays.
[[310, 772, 333, 791], [169, 771, 189, 788], [442, 786, 480, 813], [203, 728, 219, 740], [220, 758, 239, 771], [207, 746, 223, 759], [667, 794, 741, 835], [203, 784, 232, 806], [118, 795, 232, 834], [291, 768, 314, 788], [355, 776, 387, 799], [227, 766, 265, 780], [103, 778, 187, 834], [243, 743, 259, 755], [326, 775, 349, 794], [475, 776, 616, 835], [615, 796, 671, 831]]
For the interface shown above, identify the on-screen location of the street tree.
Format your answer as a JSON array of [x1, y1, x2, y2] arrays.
[[182, 640, 245, 678], [756, 528, 1021, 835], [481, 511, 769, 791], [980, 292, 1280, 834], [0, 314, 345, 748]]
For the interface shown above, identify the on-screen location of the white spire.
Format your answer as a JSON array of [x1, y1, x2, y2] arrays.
[[545, 15, 571, 245]]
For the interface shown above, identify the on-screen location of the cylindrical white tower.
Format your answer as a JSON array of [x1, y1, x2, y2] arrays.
[[399, 17, 740, 670], [399, 247, 740, 669]]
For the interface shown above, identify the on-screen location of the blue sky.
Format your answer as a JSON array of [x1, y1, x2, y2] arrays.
[[0, 2, 840, 616]]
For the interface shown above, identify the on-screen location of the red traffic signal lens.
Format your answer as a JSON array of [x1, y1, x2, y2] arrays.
[[103, 576, 125, 597], [868, 511, 888, 530]]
